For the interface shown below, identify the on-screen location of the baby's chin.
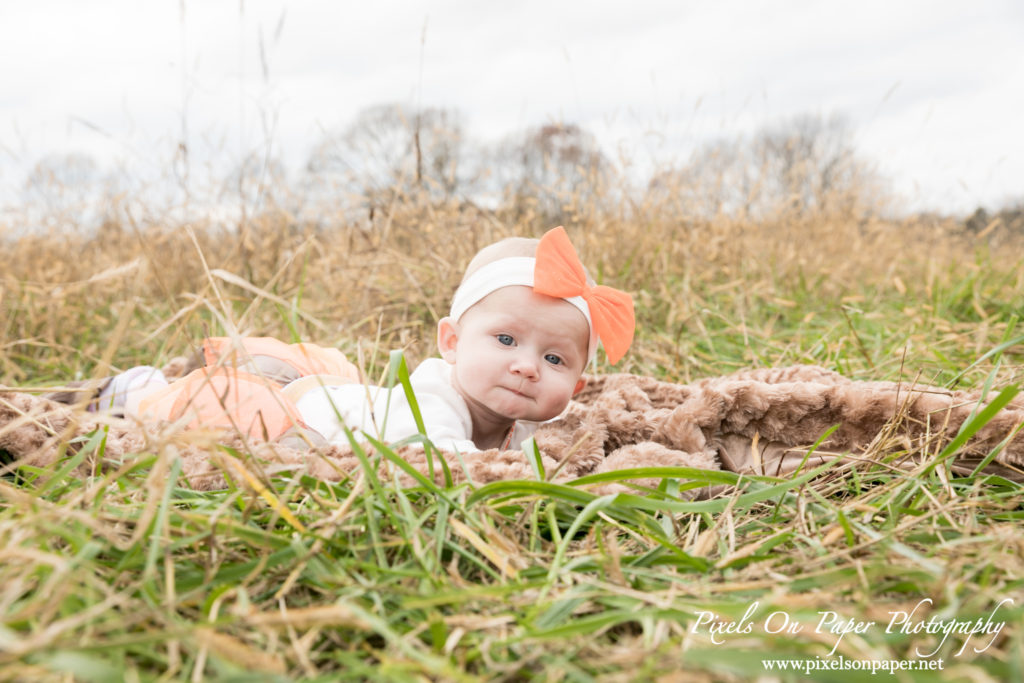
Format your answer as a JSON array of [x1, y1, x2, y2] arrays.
[[490, 400, 568, 424], [457, 383, 571, 424]]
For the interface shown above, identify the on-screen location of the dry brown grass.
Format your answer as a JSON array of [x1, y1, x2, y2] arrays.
[[3, 178, 1021, 390]]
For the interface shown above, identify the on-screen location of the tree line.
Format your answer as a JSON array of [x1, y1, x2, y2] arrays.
[[20, 104, 905, 228]]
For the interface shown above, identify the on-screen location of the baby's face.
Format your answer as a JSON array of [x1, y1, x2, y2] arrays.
[[440, 286, 590, 425]]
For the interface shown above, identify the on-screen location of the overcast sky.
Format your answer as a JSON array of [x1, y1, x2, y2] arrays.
[[3, 0, 1022, 215]]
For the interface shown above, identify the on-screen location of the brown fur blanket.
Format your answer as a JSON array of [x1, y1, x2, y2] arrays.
[[2, 365, 1022, 492]]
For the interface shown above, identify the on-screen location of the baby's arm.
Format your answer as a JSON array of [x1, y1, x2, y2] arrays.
[[379, 387, 478, 454], [292, 371, 479, 454], [293, 383, 372, 445]]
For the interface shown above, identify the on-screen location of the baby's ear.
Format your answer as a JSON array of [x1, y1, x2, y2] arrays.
[[436, 317, 459, 364]]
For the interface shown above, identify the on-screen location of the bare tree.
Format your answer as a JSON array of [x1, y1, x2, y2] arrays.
[[649, 114, 886, 219], [305, 103, 474, 215], [22, 153, 103, 229], [224, 152, 289, 211], [755, 114, 870, 213], [489, 122, 610, 222]]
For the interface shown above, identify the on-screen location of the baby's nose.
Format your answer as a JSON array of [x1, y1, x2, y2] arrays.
[[510, 354, 539, 379]]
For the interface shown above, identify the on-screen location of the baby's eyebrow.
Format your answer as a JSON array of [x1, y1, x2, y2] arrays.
[[486, 315, 528, 330]]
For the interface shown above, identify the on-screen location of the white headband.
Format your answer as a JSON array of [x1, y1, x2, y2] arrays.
[[449, 256, 598, 359]]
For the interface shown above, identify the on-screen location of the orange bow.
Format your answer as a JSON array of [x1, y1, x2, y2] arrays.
[[533, 226, 635, 364]]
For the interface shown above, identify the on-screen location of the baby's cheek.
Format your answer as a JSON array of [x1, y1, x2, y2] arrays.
[[555, 376, 579, 402]]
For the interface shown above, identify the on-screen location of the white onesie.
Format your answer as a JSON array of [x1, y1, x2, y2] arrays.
[[292, 358, 540, 454]]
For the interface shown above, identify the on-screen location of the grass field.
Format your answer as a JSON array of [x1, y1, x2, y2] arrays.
[[2, 179, 1023, 681]]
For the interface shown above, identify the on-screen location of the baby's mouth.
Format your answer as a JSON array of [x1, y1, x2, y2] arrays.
[[504, 385, 530, 399]]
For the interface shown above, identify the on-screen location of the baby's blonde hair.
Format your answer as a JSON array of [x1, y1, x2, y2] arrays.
[[461, 235, 595, 285], [461, 237, 538, 282]]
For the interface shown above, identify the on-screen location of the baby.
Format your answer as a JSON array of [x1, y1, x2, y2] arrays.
[[92, 226, 634, 454], [296, 226, 634, 452]]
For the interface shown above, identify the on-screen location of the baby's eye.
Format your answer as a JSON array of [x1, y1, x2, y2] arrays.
[[496, 334, 514, 346], [544, 353, 563, 366]]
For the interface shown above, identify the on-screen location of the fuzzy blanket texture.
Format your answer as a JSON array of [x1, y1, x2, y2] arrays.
[[2, 365, 1023, 493]]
